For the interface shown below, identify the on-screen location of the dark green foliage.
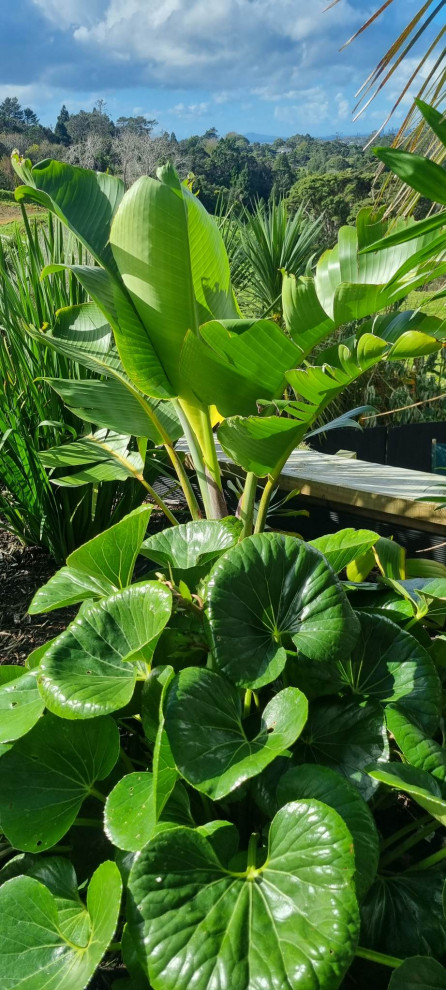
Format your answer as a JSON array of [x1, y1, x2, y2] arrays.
[[0, 518, 444, 989]]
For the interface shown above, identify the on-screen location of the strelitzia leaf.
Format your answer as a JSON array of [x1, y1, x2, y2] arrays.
[[45, 377, 182, 442], [375, 147, 446, 205], [13, 157, 124, 271], [180, 318, 299, 417]]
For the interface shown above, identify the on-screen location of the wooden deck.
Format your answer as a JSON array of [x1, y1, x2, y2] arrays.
[[262, 451, 445, 534], [206, 446, 445, 534]]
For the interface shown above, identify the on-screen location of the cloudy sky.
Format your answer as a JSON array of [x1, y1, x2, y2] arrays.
[[0, 0, 442, 138]]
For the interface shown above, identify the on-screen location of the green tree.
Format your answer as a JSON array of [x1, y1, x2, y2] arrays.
[[116, 115, 157, 135], [0, 97, 24, 131], [54, 105, 70, 146]]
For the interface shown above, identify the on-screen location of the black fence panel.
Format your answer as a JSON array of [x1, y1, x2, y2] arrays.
[[309, 426, 387, 464], [387, 422, 446, 473]]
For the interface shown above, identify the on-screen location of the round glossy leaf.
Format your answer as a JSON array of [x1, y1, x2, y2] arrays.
[[104, 774, 193, 852], [38, 583, 172, 718], [0, 666, 44, 743], [296, 698, 389, 799], [337, 613, 441, 735], [29, 505, 152, 613], [207, 533, 359, 689], [128, 801, 359, 990], [362, 870, 446, 959], [141, 518, 242, 582], [309, 528, 378, 574], [0, 713, 119, 851], [277, 764, 379, 899], [165, 668, 308, 799], [0, 861, 121, 990], [389, 956, 446, 989]]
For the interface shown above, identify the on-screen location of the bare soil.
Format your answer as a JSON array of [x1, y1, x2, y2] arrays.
[[0, 525, 74, 664]]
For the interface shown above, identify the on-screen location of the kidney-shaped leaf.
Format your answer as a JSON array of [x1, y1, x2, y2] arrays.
[[0, 713, 119, 851], [141, 518, 242, 579], [207, 534, 359, 688], [38, 582, 172, 718], [104, 774, 193, 852], [0, 861, 121, 990], [165, 668, 308, 799], [309, 528, 379, 574], [277, 764, 379, 900], [389, 956, 446, 989], [128, 801, 359, 990], [296, 698, 389, 800], [30, 505, 152, 614], [0, 666, 44, 743], [362, 869, 446, 959], [337, 613, 441, 735]]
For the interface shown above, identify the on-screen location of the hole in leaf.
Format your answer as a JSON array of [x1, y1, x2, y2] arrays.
[[36, 840, 42, 847], [10, 702, 18, 708]]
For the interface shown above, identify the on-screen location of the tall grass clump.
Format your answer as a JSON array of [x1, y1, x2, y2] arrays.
[[0, 211, 144, 560]]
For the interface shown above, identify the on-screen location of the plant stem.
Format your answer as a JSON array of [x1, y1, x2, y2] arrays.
[[89, 786, 107, 805], [174, 401, 211, 517], [137, 473, 178, 526], [247, 832, 259, 871], [137, 395, 201, 521], [108, 942, 122, 953], [355, 947, 403, 969], [73, 818, 103, 828], [380, 813, 432, 851], [380, 820, 440, 868], [403, 842, 446, 872], [120, 746, 135, 775], [240, 472, 257, 539], [254, 477, 275, 534], [243, 689, 252, 719]]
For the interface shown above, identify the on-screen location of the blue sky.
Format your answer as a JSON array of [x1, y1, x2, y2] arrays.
[[0, 0, 442, 138]]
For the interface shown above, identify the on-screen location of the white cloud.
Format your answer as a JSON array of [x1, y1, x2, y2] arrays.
[[335, 92, 350, 120], [273, 85, 331, 126], [166, 101, 210, 118], [31, 0, 369, 92]]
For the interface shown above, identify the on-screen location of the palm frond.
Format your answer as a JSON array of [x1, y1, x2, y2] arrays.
[[328, 0, 446, 160]]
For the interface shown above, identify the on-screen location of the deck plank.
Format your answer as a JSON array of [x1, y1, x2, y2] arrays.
[[177, 441, 445, 533]]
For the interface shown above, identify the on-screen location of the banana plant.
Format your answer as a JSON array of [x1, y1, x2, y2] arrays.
[[12, 153, 446, 535]]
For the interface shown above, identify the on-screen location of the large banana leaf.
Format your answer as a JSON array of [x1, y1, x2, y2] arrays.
[[283, 207, 444, 333], [39, 431, 148, 486], [42, 263, 174, 400], [13, 156, 124, 274], [45, 378, 182, 444], [109, 164, 238, 399], [180, 318, 299, 416], [219, 326, 441, 477]]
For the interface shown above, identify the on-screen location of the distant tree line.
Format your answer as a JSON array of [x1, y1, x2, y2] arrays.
[[0, 95, 400, 237]]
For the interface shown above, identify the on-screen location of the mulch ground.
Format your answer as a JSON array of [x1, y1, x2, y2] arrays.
[[0, 525, 74, 664]]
